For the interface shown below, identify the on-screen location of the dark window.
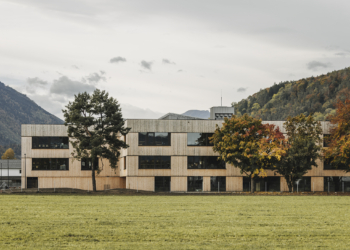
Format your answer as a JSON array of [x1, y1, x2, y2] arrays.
[[81, 158, 98, 171], [139, 156, 171, 169], [124, 157, 126, 170], [323, 134, 330, 147], [210, 176, 226, 191], [155, 177, 171, 192], [32, 137, 69, 149], [324, 177, 350, 192], [32, 158, 69, 170], [188, 156, 225, 169], [27, 177, 38, 188], [138, 133, 171, 146], [324, 158, 347, 170], [294, 177, 311, 192], [243, 177, 280, 192], [187, 133, 214, 146], [187, 176, 203, 191]]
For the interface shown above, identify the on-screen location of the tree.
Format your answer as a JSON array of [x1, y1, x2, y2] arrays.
[[63, 89, 130, 192], [1, 148, 15, 159], [275, 114, 322, 192], [324, 94, 350, 171], [211, 114, 285, 192]]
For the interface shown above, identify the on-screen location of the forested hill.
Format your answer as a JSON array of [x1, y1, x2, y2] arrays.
[[233, 67, 350, 121], [0, 81, 63, 156]]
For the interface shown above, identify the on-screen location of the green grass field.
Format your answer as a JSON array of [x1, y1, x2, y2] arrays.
[[0, 195, 349, 249]]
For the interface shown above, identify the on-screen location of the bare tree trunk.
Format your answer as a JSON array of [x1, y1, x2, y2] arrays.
[[92, 161, 97, 192], [250, 178, 255, 193]]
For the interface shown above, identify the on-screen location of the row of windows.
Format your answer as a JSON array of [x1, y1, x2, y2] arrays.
[[31, 134, 332, 149], [32, 137, 69, 149], [32, 158, 98, 171], [139, 156, 225, 169], [30, 157, 345, 171], [138, 133, 214, 146], [155, 176, 226, 192]]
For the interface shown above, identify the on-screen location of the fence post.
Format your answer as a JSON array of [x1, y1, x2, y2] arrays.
[[218, 182, 220, 193]]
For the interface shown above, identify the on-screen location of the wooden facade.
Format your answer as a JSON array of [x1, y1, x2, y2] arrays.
[[21, 120, 349, 192]]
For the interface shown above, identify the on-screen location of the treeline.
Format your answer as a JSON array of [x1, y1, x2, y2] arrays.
[[233, 67, 350, 121]]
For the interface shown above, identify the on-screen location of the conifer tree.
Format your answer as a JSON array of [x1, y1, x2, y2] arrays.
[[63, 89, 130, 191]]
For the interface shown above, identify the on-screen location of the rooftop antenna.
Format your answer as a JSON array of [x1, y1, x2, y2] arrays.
[[221, 90, 222, 106]]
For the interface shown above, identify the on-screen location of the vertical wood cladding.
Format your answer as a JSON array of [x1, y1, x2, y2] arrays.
[[21, 121, 347, 192]]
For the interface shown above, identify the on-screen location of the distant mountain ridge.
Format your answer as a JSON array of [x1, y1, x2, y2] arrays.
[[0, 81, 63, 157], [182, 110, 210, 119], [233, 67, 350, 121]]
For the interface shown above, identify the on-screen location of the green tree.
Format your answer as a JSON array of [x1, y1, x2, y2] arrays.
[[63, 89, 130, 192], [276, 114, 322, 192], [211, 114, 285, 192], [324, 94, 350, 170], [1, 148, 15, 159]]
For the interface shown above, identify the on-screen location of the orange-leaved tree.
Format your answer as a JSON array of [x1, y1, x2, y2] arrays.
[[1, 148, 15, 159], [324, 93, 350, 171], [211, 114, 286, 193]]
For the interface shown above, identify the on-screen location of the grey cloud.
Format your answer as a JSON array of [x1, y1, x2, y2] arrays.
[[307, 61, 331, 70], [237, 87, 247, 92], [71, 65, 79, 69], [26, 77, 48, 94], [110, 56, 126, 64], [27, 77, 48, 86], [141, 60, 153, 70], [162, 59, 175, 65], [335, 52, 350, 56], [50, 76, 96, 97], [83, 71, 106, 84], [177, 69, 183, 73]]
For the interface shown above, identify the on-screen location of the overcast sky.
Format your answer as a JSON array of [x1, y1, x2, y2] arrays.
[[1, 0, 350, 119]]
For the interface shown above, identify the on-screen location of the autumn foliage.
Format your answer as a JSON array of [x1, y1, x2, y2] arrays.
[[211, 114, 286, 192], [1, 148, 16, 159], [324, 94, 350, 171]]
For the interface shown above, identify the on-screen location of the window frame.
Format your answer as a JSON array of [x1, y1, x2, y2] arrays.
[[187, 156, 226, 169], [81, 158, 99, 171], [139, 156, 171, 169], [32, 158, 69, 171], [187, 133, 214, 146], [138, 132, 171, 146], [32, 137, 69, 149]]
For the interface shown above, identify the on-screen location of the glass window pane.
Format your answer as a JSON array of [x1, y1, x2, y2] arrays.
[[187, 133, 201, 146], [32, 158, 69, 170], [187, 176, 203, 191], [139, 133, 147, 146], [155, 177, 171, 192], [210, 176, 226, 191], [147, 133, 155, 145], [155, 133, 170, 146]]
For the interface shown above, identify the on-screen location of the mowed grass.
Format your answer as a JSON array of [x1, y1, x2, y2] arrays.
[[0, 195, 349, 249]]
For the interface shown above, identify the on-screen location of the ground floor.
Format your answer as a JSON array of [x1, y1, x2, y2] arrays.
[[22, 176, 350, 192]]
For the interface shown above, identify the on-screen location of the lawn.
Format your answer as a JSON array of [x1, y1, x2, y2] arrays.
[[0, 195, 349, 249]]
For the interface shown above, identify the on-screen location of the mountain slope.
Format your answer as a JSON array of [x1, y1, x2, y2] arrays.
[[182, 110, 210, 119], [0, 81, 63, 149], [233, 67, 350, 121]]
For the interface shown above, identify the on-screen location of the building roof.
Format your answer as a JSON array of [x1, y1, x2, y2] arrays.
[[0, 160, 21, 169], [158, 113, 204, 120]]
